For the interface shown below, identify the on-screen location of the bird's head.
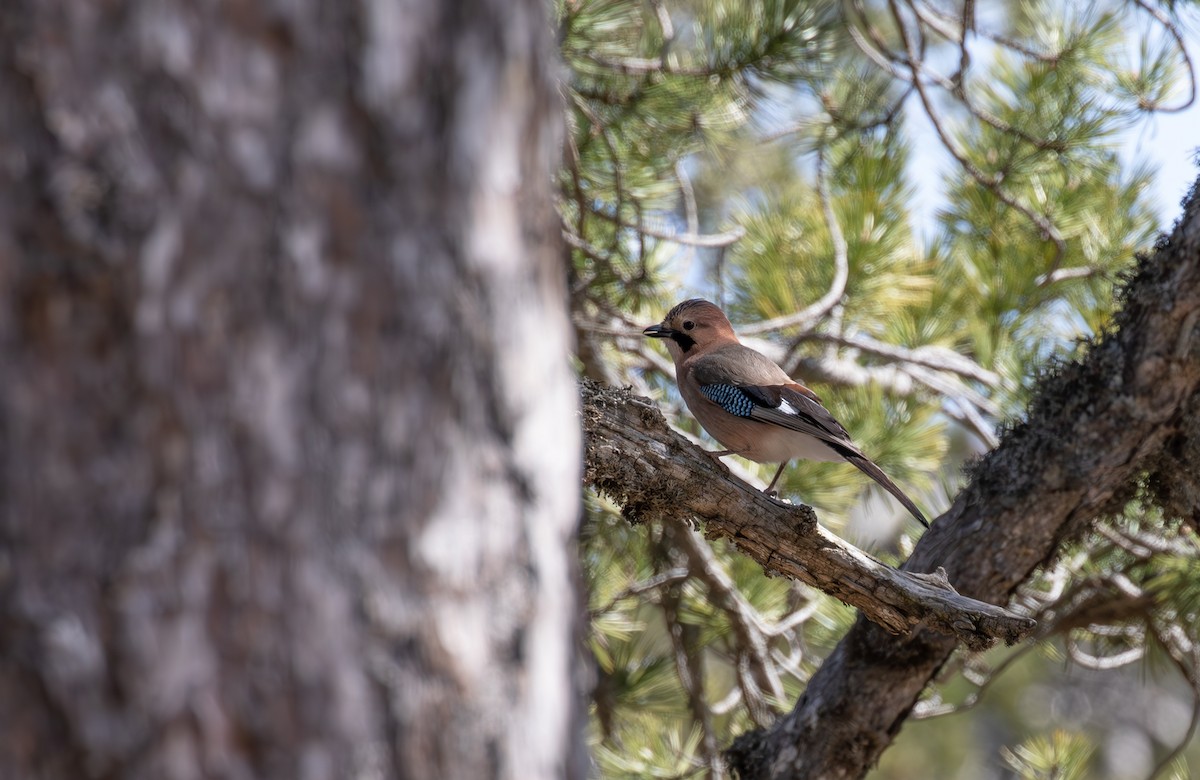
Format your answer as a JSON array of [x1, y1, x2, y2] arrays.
[[643, 299, 737, 359]]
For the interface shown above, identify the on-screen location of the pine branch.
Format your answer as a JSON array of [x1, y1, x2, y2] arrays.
[[580, 380, 1037, 651], [735, 148, 848, 336], [671, 525, 786, 711], [726, 173, 1200, 780]]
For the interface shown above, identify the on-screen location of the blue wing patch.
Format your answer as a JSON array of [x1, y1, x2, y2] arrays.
[[699, 384, 756, 417]]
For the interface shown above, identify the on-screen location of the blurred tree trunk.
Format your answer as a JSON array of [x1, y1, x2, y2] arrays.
[[0, 1, 581, 779]]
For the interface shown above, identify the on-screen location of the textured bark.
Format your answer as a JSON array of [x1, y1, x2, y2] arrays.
[[0, 2, 580, 779], [723, 180, 1200, 778], [581, 382, 1036, 650]]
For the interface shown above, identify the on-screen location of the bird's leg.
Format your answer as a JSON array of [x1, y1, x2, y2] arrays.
[[763, 462, 788, 497]]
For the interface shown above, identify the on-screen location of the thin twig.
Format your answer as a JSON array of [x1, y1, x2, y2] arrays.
[[736, 147, 849, 335], [1036, 266, 1100, 287], [675, 159, 699, 274], [656, 537, 724, 776], [673, 524, 786, 709], [587, 205, 747, 247], [652, 0, 675, 67], [784, 352, 1001, 446], [582, 53, 710, 77], [1144, 622, 1200, 780], [570, 92, 635, 266], [905, 2, 1069, 152], [913, 641, 1041, 719], [1129, 0, 1197, 113], [884, 0, 1066, 268], [917, 0, 1060, 63], [562, 227, 613, 267], [762, 88, 911, 142], [786, 330, 1001, 386], [589, 567, 691, 618]]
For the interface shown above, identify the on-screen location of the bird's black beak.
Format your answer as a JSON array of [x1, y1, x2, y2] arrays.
[[643, 324, 672, 339]]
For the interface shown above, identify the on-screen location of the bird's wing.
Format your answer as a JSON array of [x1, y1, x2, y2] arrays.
[[691, 349, 853, 449], [689, 343, 793, 387], [693, 360, 929, 526], [748, 384, 858, 452], [749, 385, 928, 526], [696, 378, 861, 458]]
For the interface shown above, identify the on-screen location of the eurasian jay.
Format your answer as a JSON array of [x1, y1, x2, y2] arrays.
[[644, 299, 929, 527]]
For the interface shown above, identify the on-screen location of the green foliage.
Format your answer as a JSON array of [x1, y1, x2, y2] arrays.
[[1002, 730, 1096, 780], [592, 725, 706, 779], [563, 0, 1199, 775], [776, 384, 947, 522], [936, 8, 1161, 401], [731, 130, 929, 324]]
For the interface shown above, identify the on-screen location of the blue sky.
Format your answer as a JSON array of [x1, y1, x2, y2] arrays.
[[1125, 104, 1200, 228], [904, 6, 1200, 239], [906, 99, 1200, 240]]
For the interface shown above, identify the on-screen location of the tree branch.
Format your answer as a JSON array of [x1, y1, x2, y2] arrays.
[[581, 380, 1036, 651], [789, 330, 1002, 387], [726, 174, 1200, 779], [735, 148, 849, 336]]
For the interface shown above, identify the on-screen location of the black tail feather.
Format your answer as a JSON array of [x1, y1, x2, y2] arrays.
[[844, 454, 929, 528]]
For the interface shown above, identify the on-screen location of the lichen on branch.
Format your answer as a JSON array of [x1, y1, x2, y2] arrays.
[[581, 379, 1036, 650]]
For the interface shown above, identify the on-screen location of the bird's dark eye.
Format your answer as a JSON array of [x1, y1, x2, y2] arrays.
[[683, 320, 695, 331]]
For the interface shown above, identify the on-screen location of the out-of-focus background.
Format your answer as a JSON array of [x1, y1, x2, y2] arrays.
[[563, 0, 1200, 777], [3, 0, 1200, 777]]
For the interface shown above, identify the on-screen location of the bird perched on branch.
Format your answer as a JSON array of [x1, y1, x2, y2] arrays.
[[644, 299, 928, 527]]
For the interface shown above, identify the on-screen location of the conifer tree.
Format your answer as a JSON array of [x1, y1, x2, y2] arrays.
[[563, 0, 1200, 776]]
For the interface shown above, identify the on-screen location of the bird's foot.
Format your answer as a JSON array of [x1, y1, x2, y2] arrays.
[[763, 463, 788, 497], [762, 489, 794, 505]]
